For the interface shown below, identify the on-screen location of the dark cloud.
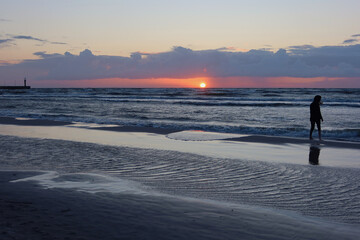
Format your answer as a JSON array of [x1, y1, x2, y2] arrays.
[[0, 39, 12, 44], [1, 44, 360, 82], [341, 34, 360, 44], [4, 34, 67, 45], [33, 51, 63, 58], [0, 19, 11, 22], [12, 35, 46, 42], [0, 38, 14, 48], [343, 39, 358, 44]]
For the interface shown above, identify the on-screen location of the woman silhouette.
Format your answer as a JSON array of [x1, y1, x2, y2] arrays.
[[309, 95, 323, 141]]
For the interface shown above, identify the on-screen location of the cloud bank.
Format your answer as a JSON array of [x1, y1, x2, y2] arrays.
[[1, 44, 360, 86]]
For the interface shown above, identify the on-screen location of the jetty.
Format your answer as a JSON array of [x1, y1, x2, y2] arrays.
[[0, 78, 31, 89]]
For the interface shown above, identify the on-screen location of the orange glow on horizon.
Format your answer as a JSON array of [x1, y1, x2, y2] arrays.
[[37, 77, 211, 88], [30, 76, 359, 88]]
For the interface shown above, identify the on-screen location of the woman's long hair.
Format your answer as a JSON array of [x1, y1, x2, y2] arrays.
[[313, 95, 321, 103]]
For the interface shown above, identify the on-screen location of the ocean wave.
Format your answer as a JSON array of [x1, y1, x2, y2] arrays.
[[1, 110, 359, 141], [2, 89, 359, 106], [1, 88, 359, 142], [173, 101, 303, 107], [170, 101, 360, 108]]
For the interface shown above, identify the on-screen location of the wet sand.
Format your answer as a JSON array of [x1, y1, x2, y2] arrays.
[[0, 117, 359, 168], [1, 171, 359, 240], [1, 116, 360, 239]]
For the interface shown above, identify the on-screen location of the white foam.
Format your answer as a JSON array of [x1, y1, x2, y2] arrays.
[[12, 171, 149, 195]]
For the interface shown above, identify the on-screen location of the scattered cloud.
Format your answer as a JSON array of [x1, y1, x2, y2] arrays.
[[1, 34, 67, 46], [12, 35, 46, 42], [0, 39, 12, 44], [50, 41, 67, 45], [0, 38, 14, 48], [0, 18, 11, 22], [342, 34, 360, 44], [343, 39, 358, 44], [33, 51, 63, 58], [1, 44, 360, 85]]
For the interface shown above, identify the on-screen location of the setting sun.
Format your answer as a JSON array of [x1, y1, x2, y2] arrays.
[[200, 83, 206, 88]]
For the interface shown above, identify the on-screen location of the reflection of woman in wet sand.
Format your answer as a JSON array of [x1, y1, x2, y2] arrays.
[[309, 95, 323, 141], [309, 146, 320, 165]]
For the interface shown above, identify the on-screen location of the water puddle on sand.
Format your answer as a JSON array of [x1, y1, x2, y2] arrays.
[[0, 124, 359, 168]]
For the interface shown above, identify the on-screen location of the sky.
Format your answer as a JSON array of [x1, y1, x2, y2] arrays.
[[0, 0, 360, 88]]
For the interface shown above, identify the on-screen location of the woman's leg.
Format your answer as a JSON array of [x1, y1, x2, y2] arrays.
[[316, 121, 321, 141], [310, 121, 315, 140]]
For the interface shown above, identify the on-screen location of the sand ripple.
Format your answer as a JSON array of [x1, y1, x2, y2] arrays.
[[1, 135, 359, 224]]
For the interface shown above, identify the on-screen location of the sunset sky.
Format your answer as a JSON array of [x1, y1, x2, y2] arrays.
[[1, 0, 360, 87]]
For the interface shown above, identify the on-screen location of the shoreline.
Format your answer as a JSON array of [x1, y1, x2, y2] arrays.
[[0, 116, 71, 126], [1, 116, 359, 149]]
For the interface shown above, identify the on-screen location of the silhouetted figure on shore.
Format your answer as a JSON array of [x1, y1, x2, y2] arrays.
[[309, 146, 320, 165], [309, 95, 323, 141]]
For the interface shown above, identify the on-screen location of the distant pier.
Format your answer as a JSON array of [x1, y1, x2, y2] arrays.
[[0, 78, 31, 89]]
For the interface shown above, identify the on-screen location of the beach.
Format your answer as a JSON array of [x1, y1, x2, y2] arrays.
[[0, 117, 359, 239], [1, 0, 360, 237]]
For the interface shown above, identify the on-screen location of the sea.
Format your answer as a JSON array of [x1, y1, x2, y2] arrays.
[[0, 88, 359, 141]]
